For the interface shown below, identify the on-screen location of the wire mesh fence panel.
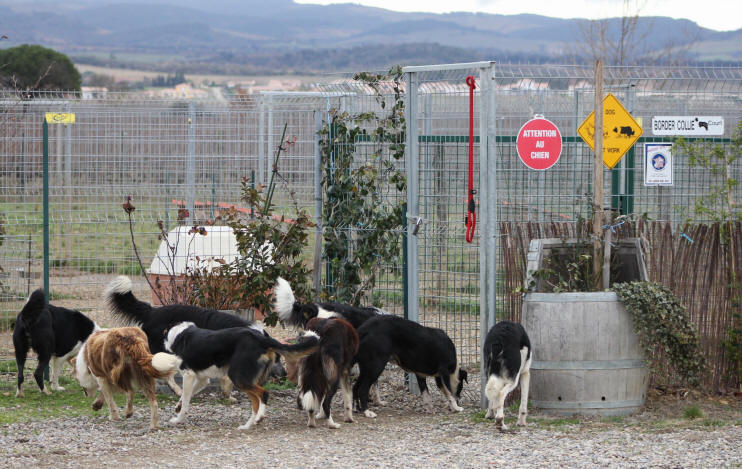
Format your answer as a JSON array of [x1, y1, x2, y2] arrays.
[[0, 92, 324, 338], [0, 64, 741, 392]]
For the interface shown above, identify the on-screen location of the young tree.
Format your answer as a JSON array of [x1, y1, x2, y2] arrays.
[[574, 0, 698, 65]]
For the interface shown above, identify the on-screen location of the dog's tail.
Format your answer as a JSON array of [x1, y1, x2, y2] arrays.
[[256, 329, 320, 362], [300, 390, 322, 415], [273, 277, 314, 328], [105, 276, 153, 326], [18, 289, 47, 328], [151, 352, 182, 376], [116, 331, 180, 380]]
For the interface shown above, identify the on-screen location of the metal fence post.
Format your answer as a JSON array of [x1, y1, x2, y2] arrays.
[[405, 69, 421, 395], [186, 100, 196, 225], [258, 95, 265, 187], [479, 62, 498, 407], [313, 110, 323, 296], [42, 117, 50, 301]]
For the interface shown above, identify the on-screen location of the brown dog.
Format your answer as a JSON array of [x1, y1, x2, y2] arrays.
[[72, 327, 180, 430]]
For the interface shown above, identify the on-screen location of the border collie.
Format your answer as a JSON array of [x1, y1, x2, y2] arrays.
[[483, 321, 532, 430], [273, 276, 386, 405], [164, 321, 319, 430], [72, 327, 180, 430], [293, 317, 359, 429], [273, 277, 385, 330], [13, 289, 99, 397], [353, 315, 467, 418], [105, 275, 273, 397]]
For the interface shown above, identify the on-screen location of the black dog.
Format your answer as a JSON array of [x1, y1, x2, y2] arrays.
[[13, 289, 98, 397], [164, 321, 319, 430], [353, 315, 467, 418], [483, 321, 532, 430], [105, 275, 284, 397], [294, 317, 359, 429]]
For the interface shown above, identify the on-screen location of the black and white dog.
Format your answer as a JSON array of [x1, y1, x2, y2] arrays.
[[13, 289, 99, 397], [353, 315, 467, 418], [273, 276, 387, 405], [482, 321, 532, 429], [273, 277, 385, 330], [294, 317, 359, 429], [164, 321, 319, 430], [105, 275, 282, 397]]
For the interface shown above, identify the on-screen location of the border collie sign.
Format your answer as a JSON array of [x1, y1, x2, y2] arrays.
[[651, 116, 724, 136], [516, 117, 562, 170]]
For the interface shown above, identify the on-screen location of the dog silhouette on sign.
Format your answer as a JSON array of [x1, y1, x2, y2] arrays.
[[613, 126, 635, 137], [695, 118, 708, 130]]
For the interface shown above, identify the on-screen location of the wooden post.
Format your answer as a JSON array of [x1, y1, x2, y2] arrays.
[[593, 60, 604, 290], [602, 209, 612, 290]]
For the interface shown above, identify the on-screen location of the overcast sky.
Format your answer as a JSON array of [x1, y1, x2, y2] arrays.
[[295, 0, 742, 32]]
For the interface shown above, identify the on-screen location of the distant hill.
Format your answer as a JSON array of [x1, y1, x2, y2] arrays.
[[0, 0, 740, 75]]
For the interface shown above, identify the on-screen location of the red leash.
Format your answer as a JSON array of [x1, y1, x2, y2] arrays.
[[465, 76, 477, 243]]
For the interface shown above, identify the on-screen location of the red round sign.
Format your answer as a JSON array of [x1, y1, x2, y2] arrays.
[[516, 117, 562, 170]]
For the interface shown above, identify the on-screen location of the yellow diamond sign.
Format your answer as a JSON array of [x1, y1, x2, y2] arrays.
[[577, 93, 642, 169]]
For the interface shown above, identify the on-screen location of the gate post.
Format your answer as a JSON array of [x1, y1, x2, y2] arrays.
[[478, 62, 498, 408], [404, 69, 421, 395]]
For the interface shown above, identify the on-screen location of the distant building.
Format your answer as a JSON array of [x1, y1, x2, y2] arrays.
[[81, 86, 108, 99]]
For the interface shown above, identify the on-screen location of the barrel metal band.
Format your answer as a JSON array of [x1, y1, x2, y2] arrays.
[[531, 359, 646, 370], [532, 399, 645, 410]]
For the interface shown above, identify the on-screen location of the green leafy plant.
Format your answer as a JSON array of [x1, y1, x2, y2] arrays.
[[683, 405, 703, 420], [319, 66, 406, 305], [613, 281, 705, 387]]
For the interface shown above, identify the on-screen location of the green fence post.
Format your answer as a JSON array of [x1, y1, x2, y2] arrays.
[[42, 118, 49, 301], [42, 117, 50, 382]]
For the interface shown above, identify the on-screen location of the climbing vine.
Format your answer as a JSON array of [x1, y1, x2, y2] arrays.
[[319, 66, 406, 305], [613, 281, 705, 387]]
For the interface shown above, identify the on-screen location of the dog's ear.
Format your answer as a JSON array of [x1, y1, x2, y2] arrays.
[[70, 357, 77, 367], [460, 369, 468, 383]]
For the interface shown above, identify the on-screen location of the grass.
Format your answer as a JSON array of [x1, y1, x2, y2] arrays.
[[264, 377, 296, 391], [683, 405, 704, 420], [0, 377, 179, 425]]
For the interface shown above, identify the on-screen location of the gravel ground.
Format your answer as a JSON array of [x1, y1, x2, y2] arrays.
[[1, 370, 740, 469]]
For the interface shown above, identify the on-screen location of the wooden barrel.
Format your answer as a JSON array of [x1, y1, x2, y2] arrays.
[[522, 292, 648, 416]]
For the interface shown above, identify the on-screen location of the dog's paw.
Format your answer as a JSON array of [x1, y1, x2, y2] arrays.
[[92, 400, 104, 411], [169, 416, 184, 425], [495, 417, 508, 430], [227, 396, 238, 405], [363, 409, 377, 418], [451, 403, 464, 412], [42, 387, 52, 396], [517, 414, 527, 426], [51, 385, 66, 391], [125, 411, 134, 419], [373, 400, 387, 406], [237, 422, 254, 431], [327, 421, 340, 429], [484, 408, 494, 419], [15, 389, 24, 398]]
